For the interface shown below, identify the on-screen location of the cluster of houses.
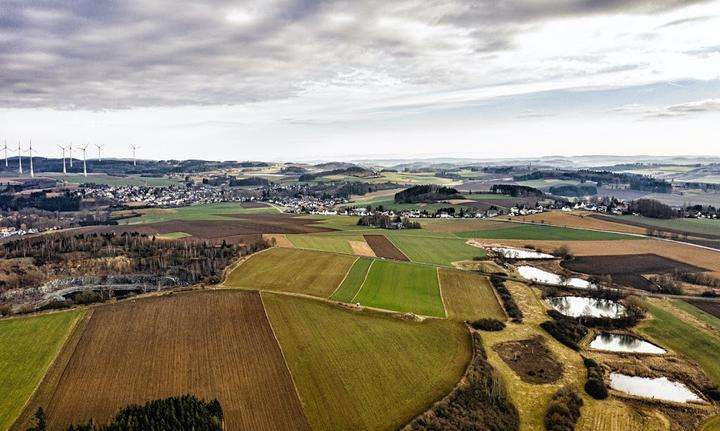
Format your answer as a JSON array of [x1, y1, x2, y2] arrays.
[[0, 226, 39, 239], [81, 184, 251, 208]]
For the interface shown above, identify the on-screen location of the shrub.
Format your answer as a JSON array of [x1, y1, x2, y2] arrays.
[[490, 277, 523, 322], [544, 386, 583, 431], [583, 357, 608, 400], [73, 290, 102, 305], [540, 310, 588, 350], [470, 318, 506, 331], [705, 389, 720, 401]]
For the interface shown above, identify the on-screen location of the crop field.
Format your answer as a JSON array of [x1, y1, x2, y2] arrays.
[[420, 218, 511, 233], [561, 254, 708, 289], [119, 202, 278, 224], [516, 211, 646, 234], [615, 215, 720, 237], [155, 231, 192, 240], [386, 234, 485, 266], [639, 300, 720, 385], [353, 259, 445, 317], [438, 269, 505, 321], [225, 248, 356, 298], [0, 310, 84, 431], [684, 300, 720, 320], [455, 224, 635, 241], [363, 234, 409, 261], [330, 258, 373, 302], [476, 238, 720, 277], [286, 233, 364, 254], [27, 291, 310, 431], [262, 292, 470, 431]]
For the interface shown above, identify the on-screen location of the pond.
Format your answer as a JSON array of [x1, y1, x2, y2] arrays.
[[589, 333, 666, 354], [491, 247, 554, 260], [545, 296, 626, 318], [609, 373, 705, 403], [518, 265, 594, 289]]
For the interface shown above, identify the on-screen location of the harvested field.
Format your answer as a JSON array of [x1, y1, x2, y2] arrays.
[[473, 239, 720, 277], [263, 233, 294, 248], [25, 290, 310, 431], [225, 247, 356, 298], [331, 258, 373, 303], [492, 336, 563, 384], [438, 268, 506, 321], [686, 300, 720, 319], [561, 254, 708, 289], [354, 259, 445, 317], [0, 310, 84, 430], [516, 211, 646, 234], [578, 400, 668, 431], [287, 234, 355, 254], [364, 234, 409, 261], [349, 240, 375, 256], [262, 292, 471, 431]]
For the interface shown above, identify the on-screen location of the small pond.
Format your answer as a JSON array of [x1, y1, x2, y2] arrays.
[[545, 296, 626, 318], [518, 266, 594, 289], [491, 247, 554, 260], [589, 333, 666, 354], [609, 373, 705, 403]]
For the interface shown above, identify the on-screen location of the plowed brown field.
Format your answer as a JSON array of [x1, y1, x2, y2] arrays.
[[28, 290, 310, 431], [364, 235, 409, 261]]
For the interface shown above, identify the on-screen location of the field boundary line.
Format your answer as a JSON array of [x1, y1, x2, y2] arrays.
[[329, 256, 360, 298], [351, 259, 375, 304], [220, 246, 274, 286], [382, 234, 412, 261], [258, 292, 313, 427], [11, 309, 92, 430], [436, 267, 448, 319]]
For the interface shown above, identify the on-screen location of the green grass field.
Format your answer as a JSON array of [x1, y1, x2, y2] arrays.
[[0, 310, 84, 430], [438, 269, 505, 321], [331, 258, 373, 302], [225, 248, 356, 298], [51, 174, 182, 187], [672, 300, 720, 333], [618, 215, 720, 236], [639, 301, 720, 385], [120, 202, 277, 224], [354, 260, 445, 317], [386, 233, 485, 266], [286, 233, 364, 254], [262, 292, 470, 431], [455, 224, 634, 240]]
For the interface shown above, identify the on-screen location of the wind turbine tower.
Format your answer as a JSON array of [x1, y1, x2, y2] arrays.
[[16, 140, 22, 174], [80, 144, 88, 177], [69, 142, 73, 168], [25, 140, 35, 178], [2, 140, 8, 167], [130, 144, 139, 166], [58, 144, 68, 175], [95, 143, 104, 162]]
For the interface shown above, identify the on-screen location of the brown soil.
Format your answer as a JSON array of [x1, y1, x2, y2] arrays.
[[23, 290, 311, 431], [516, 211, 647, 234], [364, 235, 409, 261], [561, 254, 708, 290], [263, 233, 294, 248], [686, 300, 720, 319], [492, 336, 563, 384]]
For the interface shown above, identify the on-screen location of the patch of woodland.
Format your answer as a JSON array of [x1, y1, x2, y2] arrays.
[[469, 318, 506, 331], [489, 184, 544, 197], [543, 386, 583, 431], [540, 310, 588, 351], [357, 214, 421, 229], [394, 185, 464, 203], [407, 332, 520, 431], [27, 394, 223, 431], [489, 275, 523, 322], [493, 336, 564, 384], [583, 357, 608, 400], [0, 232, 267, 293]]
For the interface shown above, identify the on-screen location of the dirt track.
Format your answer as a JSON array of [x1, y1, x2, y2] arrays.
[[31, 290, 310, 431]]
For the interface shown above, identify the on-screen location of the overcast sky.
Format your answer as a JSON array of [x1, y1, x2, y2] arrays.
[[1, 0, 719, 161]]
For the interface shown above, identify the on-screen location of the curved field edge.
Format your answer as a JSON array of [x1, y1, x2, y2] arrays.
[[0, 309, 84, 431], [262, 291, 471, 431]]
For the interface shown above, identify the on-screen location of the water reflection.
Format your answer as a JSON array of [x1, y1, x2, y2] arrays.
[[546, 296, 626, 318], [589, 333, 666, 354], [518, 266, 593, 289], [609, 373, 704, 403]]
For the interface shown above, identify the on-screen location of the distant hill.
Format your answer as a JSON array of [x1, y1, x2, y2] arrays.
[[394, 185, 464, 203]]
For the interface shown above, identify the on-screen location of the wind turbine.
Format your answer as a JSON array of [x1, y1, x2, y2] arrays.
[[68, 142, 73, 168], [2, 140, 8, 167], [58, 144, 69, 175], [24, 140, 34, 177], [95, 143, 104, 161], [130, 144, 139, 166], [16, 140, 22, 174], [80, 144, 88, 177]]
